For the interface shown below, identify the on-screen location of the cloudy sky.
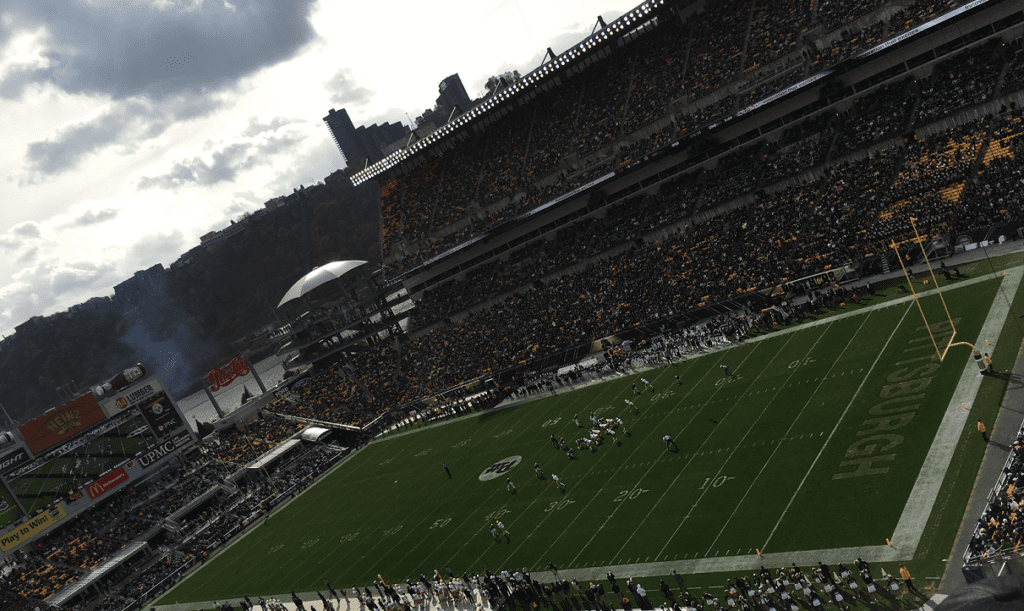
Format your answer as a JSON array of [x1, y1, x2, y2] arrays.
[[0, 0, 636, 339]]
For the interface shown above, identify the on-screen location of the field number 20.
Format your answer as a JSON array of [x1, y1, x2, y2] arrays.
[[614, 489, 649, 502]]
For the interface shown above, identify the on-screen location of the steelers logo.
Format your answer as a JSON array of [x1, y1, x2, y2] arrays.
[[479, 456, 522, 481]]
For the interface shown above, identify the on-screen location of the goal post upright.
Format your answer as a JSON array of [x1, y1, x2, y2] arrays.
[[892, 237, 944, 360], [891, 217, 976, 362]]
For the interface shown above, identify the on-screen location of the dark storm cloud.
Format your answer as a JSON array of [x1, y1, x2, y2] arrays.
[[10, 0, 319, 177], [23, 98, 169, 177], [324, 67, 375, 107], [135, 127, 307, 190], [0, 0, 321, 101]]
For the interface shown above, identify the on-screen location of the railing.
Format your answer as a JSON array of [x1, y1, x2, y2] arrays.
[[962, 417, 1024, 579]]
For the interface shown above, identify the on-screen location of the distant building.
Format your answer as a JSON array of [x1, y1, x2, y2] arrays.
[[68, 296, 113, 316], [113, 264, 167, 305], [436, 74, 471, 119], [14, 316, 48, 339], [323, 108, 408, 167]]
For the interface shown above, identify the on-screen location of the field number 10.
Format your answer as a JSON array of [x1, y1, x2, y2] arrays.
[[699, 476, 735, 489]]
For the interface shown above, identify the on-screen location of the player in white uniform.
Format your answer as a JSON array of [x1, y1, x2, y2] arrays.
[[552, 474, 565, 492]]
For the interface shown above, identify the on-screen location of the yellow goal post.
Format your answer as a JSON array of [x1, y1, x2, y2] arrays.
[[890, 217, 975, 362]]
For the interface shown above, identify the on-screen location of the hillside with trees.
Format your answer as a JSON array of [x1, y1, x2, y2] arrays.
[[0, 180, 380, 425]]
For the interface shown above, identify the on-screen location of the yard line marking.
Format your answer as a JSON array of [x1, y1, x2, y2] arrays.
[[703, 310, 876, 555], [760, 302, 913, 553], [422, 388, 599, 573], [622, 328, 810, 561], [551, 343, 763, 568]]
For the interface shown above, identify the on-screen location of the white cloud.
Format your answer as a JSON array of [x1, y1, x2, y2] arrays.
[[135, 119, 311, 190], [0, 258, 120, 329], [20, 94, 229, 180], [10, 221, 41, 238], [324, 67, 375, 108]]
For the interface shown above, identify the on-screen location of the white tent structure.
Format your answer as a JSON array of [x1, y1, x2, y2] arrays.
[[277, 260, 367, 307]]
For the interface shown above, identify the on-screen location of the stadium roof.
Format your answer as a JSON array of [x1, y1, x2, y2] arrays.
[[300, 427, 332, 442], [247, 438, 302, 471], [277, 260, 367, 307]]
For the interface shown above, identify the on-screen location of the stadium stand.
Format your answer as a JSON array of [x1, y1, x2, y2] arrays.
[[10, 1, 1024, 609]]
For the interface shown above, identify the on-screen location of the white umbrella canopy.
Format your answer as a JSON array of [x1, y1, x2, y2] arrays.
[[277, 260, 367, 307]]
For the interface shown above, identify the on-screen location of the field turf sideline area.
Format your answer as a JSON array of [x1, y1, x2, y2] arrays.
[[157, 270, 1019, 605]]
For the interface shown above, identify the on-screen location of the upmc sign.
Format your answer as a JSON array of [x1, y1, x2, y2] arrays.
[[86, 467, 129, 499], [139, 431, 193, 468]]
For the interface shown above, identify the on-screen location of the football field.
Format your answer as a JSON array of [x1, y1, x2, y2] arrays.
[[158, 268, 1023, 604]]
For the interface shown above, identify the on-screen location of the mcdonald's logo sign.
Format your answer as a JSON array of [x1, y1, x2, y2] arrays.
[[86, 467, 129, 499]]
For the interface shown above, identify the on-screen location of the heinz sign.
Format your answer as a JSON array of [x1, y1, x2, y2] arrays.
[[19, 394, 106, 454]]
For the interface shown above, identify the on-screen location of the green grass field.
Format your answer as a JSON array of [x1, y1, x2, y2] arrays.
[[158, 269, 1024, 605]]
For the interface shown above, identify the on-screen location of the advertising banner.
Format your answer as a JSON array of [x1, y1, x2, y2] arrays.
[[0, 503, 66, 551], [0, 448, 30, 477], [86, 467, 129, 500], [99, 377, 166, 419], [138, 393, 185, 438], [19, 394, 106, 455], [207, 356, 252, 392], [139, 431, 194, 469]]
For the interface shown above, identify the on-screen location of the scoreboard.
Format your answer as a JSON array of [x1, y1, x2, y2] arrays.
[[0, 373, 195, 554]]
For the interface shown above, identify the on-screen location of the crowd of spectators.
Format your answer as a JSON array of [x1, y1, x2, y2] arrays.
[[966, 427, 1024, 561], [745, 0, 809, 71], [762, 113, 838, 183], [331, 38, 1024, 467], [207, 412, 305, 466], [832, 79, 916, 154], [818, 0, 890, 33], [380, 0, 982, 272], [914, 40, 1004, 126]]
